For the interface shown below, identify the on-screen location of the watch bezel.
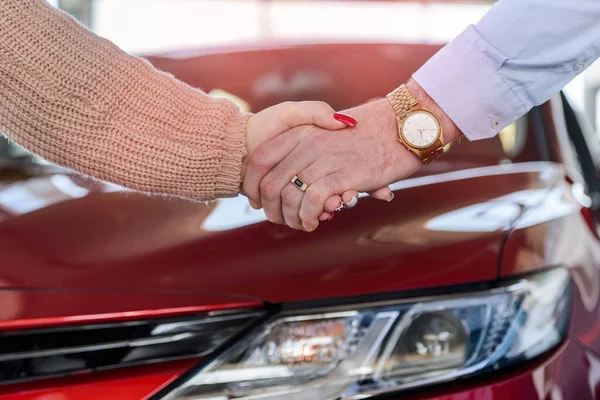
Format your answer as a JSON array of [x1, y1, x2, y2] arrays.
[[399, 109, 442, 149]]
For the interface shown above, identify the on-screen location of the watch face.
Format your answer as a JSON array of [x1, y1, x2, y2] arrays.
[[401, 111, 440, 148]]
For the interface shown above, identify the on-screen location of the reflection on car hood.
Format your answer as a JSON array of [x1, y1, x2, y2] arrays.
[[0, 162, 567, 303]]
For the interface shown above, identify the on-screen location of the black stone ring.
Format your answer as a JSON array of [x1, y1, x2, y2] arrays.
[[291, 175, 308, 192]]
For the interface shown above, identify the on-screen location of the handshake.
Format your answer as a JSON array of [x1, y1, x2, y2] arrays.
[[241, 93, 428, 232]]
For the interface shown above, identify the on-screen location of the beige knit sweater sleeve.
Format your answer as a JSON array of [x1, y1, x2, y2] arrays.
[[0, 0, 250, 201]]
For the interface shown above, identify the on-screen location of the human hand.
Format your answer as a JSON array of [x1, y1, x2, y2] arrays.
[[243, 101, 392, 217], [244, 99, 409, 230], [244, 79, 462, 231], [245, 101, 345, 157]]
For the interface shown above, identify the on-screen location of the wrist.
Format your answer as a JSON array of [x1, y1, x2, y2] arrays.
[[406, 78, 462, 144], [240, 114, 257, 186], [365, 98, 424, 181]]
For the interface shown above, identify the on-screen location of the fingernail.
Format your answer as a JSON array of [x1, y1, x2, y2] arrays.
[[249, 200, 260, 210], [334, 201, 344, 212], [387, 192, 395, 202], [302, 222, 314, 232], [326, 214, 335, 221], [333, 113, 358, 127], [345, 196, 358, 208]]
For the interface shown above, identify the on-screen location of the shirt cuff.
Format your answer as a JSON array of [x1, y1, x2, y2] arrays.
[[412, 25, 528, 141]]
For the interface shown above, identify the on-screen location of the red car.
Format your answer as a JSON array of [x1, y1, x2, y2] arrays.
[[1, 40, 600, 400]]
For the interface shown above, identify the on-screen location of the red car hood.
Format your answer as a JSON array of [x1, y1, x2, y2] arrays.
[[0, 43, 560, 313], [0, 161, 560, 305]]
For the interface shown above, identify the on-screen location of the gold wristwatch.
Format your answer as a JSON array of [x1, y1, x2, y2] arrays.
[[387, 84, 444, 164]]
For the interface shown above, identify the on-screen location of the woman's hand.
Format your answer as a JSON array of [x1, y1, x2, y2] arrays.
[[245, 101, 346, 156], [242, 101, 392, 223]]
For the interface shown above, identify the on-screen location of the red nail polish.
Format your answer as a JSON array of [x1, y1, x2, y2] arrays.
[[326, 214, 335, 221], [333, 113, 358, 127]]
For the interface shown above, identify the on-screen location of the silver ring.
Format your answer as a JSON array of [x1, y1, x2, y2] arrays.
[[291, 175, 308, 192]]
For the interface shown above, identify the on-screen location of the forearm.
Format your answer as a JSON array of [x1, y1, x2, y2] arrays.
[[413, 0, 600, 141], [0, 0, 249, 201]]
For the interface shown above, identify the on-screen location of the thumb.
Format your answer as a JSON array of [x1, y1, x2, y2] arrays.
[[246, 100, 348, 154], [254, 101, 347, 135], [276, 101, 349, 130]]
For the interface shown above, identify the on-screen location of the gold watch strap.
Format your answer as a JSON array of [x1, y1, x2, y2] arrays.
[[386, 84, 418, 120], [420, 144, 444, 164]]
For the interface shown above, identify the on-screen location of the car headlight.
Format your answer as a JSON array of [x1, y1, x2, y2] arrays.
[[160, 269, 570, 399]]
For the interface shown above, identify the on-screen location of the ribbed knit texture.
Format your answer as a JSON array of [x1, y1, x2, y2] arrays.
[[0, 0, 250, 201]]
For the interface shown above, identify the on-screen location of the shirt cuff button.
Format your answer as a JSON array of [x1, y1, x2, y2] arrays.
[[575, 62, 586, 71], [489, 115, 501, 129]]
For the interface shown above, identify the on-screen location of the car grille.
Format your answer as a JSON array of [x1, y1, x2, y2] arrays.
[[0, 309, 263, 384]]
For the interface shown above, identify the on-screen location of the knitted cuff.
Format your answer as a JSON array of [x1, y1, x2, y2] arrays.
[[213, 110, 251, 199]]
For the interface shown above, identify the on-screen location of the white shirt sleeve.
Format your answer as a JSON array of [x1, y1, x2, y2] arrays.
[[413, 0, 600, 140]]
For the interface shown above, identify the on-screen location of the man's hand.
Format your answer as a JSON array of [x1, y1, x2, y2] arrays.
[[242, 101, 391, 219], [245, 99, 413, 231], [244, 79, 462, 231]]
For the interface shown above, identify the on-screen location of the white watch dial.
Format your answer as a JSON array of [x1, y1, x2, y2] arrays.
[[402, 111, 440, 147]]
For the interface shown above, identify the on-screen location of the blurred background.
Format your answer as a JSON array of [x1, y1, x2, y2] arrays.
[[3, 0, 600, 159]]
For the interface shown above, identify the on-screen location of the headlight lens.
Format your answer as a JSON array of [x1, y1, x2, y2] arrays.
[[162, 269, 570, 399]]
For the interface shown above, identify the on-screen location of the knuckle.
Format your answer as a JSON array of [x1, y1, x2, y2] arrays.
[[264, 206, 284, 224], [266, 213, 284, 225], [248, 149, 269, 171], [303, 129, 327, 146], [314, 101, 331, 112], [284, 215, 302, 230], [298, 208, 310, 223], [326, 174, 344, 190], [281, 186, 297, 206], [305, 187, 326, 205], [299, 204, 317, 223], [260, 178, 278, 201]]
